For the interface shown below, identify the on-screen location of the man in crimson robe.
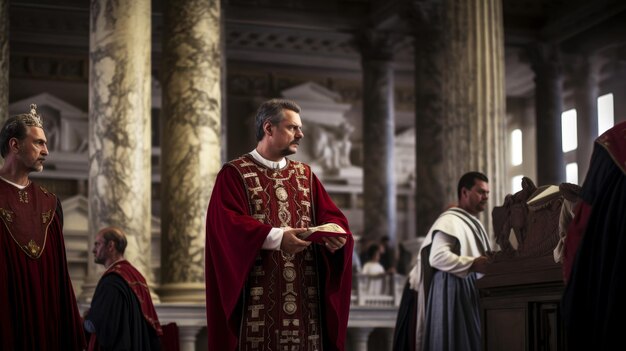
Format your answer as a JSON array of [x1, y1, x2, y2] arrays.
[[205, 98, 354, 351], [0, 104, 85, 350], [561, 121, 626, 350], [84, 226, 162, 350]]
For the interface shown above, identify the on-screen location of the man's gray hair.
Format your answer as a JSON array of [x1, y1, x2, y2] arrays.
[[0, 104, 44, 158], [254, 99, 301, 141]]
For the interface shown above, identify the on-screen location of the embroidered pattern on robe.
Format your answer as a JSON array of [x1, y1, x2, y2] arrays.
[[229, 155, 322, 351]]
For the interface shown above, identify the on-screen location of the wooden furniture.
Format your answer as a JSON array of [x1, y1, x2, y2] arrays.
[[477, 255, 566, 351], [479, 177, 578, 350]]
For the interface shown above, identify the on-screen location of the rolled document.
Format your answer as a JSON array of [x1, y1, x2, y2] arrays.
[[297, 223, 348, 243]]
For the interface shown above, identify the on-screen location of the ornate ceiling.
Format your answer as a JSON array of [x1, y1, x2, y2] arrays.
[[8, 0, 626, 98]]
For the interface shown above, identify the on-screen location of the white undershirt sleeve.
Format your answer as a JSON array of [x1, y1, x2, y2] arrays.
[[429, 231, 475, 277], [262, 227, 283, 250]]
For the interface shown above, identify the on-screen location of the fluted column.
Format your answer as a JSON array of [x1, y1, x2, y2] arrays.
[[414, 0, 506, 235], [358, 31, 397, 244], [84, 0, 153, 301], [0, 0, 8, 155], [159, 0, 221, 302], [529, 43, 565, 186], [570, 56, 600, 183], [411, 1, 447, 237]]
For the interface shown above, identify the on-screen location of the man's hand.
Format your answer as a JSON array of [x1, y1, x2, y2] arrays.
[[322, 236, 347, 253], [470, 255, 490, 273], [280, 227, 311, 254]]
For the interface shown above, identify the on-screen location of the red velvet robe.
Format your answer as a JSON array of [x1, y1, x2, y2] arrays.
[[0, 180, 85, 350], [205, 155, 353, 351], [87, 260, 162, 351]]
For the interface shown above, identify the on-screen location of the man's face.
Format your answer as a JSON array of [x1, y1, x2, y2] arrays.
[[93, 233, 109, 266], [268, 109, 304, 157], [461, 180, 490, 215], [15, 126, 48, 173]]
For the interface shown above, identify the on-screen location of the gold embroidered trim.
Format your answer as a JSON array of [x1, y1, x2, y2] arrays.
[[25, 239, 42, 257], [275, 186, 288, 201], [18, 190, 29, 203], [42, 209, 52, 224], [0, 208, 14, 222], [0, 185, 56, 260]]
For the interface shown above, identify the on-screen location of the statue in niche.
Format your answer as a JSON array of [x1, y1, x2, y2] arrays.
[[310, 125, 334, 171], [310, 121, 354, 174], [333, 121, 354, 169], [43, 115, 61, 151], [75, 137, 88, 153]]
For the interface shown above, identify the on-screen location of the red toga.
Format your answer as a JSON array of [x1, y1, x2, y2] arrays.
[[0, 179, 85, 350], [205, 155, 353, 351]]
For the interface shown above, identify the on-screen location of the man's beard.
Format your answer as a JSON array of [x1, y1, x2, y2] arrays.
[[279, 141, 299, 156], [30, 163, 44, 172], [476, 201, 487, 212], [280, 148, 296, 156], [19, 153, 44, 173]]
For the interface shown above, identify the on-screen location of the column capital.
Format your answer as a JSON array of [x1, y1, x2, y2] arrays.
[[355, 29, 402, 61], [408, 0, 443, 31], [525, 42, 563, 79], [562, 53, 604, 83]]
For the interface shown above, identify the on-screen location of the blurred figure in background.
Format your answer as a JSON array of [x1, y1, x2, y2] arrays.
[[84, 227, 162, 350], [562, 121, 626, 351]]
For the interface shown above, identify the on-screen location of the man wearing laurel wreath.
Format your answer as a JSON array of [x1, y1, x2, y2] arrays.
[[205, 99, 354, 351]]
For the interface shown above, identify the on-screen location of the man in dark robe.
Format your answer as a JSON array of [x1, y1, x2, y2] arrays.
[[205, 98, 354, 351], [561, 121, 626, 350], [0, 104, 85, 350], [85, 226, 162, 350]]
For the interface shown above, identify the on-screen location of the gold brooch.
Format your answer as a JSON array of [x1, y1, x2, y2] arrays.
[[25, 240, 42, 257]]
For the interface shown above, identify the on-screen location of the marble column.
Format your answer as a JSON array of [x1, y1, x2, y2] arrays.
[[84, 0, 154, 301], [350, 327, 374, 351], [178, 326, 203, 351], [570, 56, 600, 183], [414, 0, 507, 235], [0, 0, 8, 144], [358, 30, 397, 244], [529, 43, 565, 186], [159, 0, 221, 302], [411, 1, 447, 237]]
